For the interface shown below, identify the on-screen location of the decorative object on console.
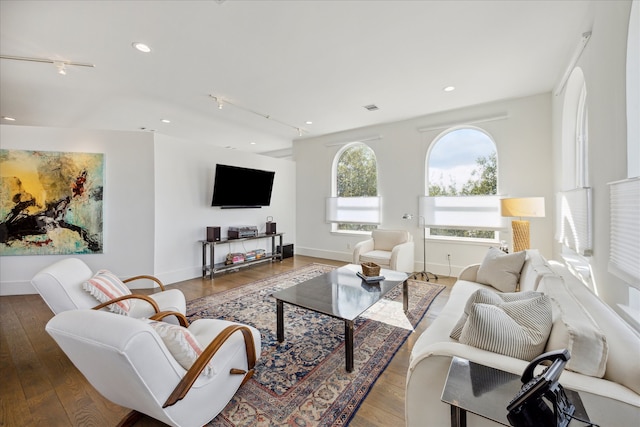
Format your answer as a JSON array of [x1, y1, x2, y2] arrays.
[[501, 197, 546, 253], [206, 226, 221, 242], [266, 216, 277, 234], [228, 225, 258, 239]]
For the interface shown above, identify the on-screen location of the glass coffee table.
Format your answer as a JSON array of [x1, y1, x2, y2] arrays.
[[272, 264, 409, 372]]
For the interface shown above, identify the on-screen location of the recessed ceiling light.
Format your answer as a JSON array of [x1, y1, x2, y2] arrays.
[[305, 121, 313, 125], [132, 42, 152, 53], [444, 86, 456, 92], [2, 116, 16, 121], [363, 104, 379, 111], [161, 119, 170, 123], [250, 142, 256, 145]]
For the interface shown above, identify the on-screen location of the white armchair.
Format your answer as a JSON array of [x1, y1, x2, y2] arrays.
[[31, 257, 186, 319], [353, 229, 415, 273], [46, 309, 261, 427]]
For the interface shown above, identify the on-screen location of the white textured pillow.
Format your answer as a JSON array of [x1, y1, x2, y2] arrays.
[[83, 269, 132, 315], [476, 247, 527, 292], [459, 294, 552, 361], [450, 289, 542, 340], [146, 320, 215, 377], [539, 275, 608, 378]]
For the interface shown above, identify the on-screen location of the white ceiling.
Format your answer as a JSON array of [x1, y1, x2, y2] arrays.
[[0, 0, 592, 155]]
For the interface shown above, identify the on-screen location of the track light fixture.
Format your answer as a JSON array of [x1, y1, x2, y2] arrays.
[[0, 55, 95, 74], [209, 94, 307, 136], [54, 61, 67, 75]]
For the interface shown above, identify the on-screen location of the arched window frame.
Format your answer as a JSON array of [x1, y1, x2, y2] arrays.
[[423, 126, 502, 243], [326, 142, 380, 234]]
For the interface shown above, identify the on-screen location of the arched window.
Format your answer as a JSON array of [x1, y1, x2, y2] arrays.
[[426, 127, 498, 240], [328, 143, 379, 232]]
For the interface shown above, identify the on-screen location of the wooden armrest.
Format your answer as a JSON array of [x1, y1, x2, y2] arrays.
[[163, 324, 257, 408], [91, 294, 160, 314], [149, 311, 189, 327], [123, 275, 166, 291]]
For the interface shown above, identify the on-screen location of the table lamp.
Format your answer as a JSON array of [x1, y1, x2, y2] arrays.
[[500, 197, 545, 253]]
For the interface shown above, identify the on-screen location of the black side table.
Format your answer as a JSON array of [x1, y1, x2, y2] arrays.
[[441, 356, 590, 427]]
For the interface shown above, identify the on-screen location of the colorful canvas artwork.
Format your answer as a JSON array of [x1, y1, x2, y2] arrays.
[[0, 149, 104, 255]]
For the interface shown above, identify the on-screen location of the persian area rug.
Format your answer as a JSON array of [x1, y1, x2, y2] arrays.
[[186, 263, 446, 427]]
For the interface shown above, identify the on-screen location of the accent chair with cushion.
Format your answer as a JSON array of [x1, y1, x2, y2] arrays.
[[46, 309, 261, 427], [353, 229, 415, 273], [31, 257, 186, 319]]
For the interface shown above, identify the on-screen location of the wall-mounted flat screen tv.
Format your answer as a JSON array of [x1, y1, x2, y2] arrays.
[[211, 164, 275, 208]]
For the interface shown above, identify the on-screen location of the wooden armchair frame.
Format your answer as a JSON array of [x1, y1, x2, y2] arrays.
[[91, 275, 167, 314], [117, 311, 258, 427]]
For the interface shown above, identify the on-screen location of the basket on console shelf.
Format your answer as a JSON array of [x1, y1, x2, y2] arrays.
[[361, 262, 381, 277]]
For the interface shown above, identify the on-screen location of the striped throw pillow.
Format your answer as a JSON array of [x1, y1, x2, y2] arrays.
[[450, 289, 543, 340], [459, 294, 552, 361], [146, 320, 215, 377], [83, 269, 132, 315]]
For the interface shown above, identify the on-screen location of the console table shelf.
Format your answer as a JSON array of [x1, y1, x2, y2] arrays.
[[199, 232, 284, 279]]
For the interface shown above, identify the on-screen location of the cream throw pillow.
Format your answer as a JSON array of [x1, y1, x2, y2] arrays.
[[145, 320, 216, 377], [450, 289, 542, 340], [83, 270, 132, 315], [476, 247, 526, 292], [459, 294, 552, 361]]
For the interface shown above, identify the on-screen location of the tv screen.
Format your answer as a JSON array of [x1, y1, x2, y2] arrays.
[[211, 164, 275, 208]]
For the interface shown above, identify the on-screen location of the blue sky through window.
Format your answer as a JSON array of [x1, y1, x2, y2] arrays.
[[428, 128, 495, 193]]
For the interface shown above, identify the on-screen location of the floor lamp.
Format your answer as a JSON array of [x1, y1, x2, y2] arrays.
[[500, 197, 546, 252], [403, 213, 438, 282]]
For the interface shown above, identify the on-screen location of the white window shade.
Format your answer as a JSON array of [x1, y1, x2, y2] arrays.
[[325, 197, 381, 224], [419, 196, 507, 230], [608, 177, 640, 287], [556, 188, 593, 256]]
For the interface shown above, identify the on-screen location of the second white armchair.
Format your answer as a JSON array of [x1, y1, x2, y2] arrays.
[[353, 229, 415, 273]]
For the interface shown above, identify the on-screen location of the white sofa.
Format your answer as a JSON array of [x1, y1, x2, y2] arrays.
[[406, 250, 640, 426]]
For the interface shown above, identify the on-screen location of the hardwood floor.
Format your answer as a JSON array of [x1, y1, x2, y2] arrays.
[[0, 255, 453, 426]]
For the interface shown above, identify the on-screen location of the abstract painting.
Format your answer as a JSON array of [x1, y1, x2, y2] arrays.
[[0, 149, 104, 255]]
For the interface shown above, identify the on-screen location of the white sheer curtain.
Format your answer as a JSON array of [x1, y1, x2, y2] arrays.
[[325, 197, 382, 224], [556, 188, 593, 256], [419, 195, 506, 230], [608, 177, 640, 287]]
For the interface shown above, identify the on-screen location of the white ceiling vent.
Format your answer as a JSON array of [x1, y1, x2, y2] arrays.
[[363, 104, 379, 111]]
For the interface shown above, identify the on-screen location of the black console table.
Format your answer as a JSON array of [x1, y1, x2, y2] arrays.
[[199, 232, 284, 279]]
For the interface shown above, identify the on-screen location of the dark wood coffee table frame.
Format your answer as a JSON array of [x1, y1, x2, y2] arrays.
[[272, 264, 409, 372]]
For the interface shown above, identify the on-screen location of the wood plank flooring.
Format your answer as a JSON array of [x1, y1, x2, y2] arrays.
[[0, 255, 453, 426]]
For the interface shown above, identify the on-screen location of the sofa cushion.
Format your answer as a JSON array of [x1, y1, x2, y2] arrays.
[[518, 249, 555, 292], [538, 275, 608, 378], [450, 289, 543, 340], [476, 248, 527, 292], [458, 294, 552, 361], [82, 270, 132, 315]]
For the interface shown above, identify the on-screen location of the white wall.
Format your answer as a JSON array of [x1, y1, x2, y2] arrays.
[[0, 126, 296, 295], [0, 125, 155, 294], [551, 1, 634, 312], [153, 134, 296, 284], [293, 93, 554, 276]]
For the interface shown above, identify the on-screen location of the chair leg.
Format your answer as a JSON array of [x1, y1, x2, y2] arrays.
[[116, 410, 143, 427]]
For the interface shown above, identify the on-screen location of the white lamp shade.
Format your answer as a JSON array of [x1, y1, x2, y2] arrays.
[[500, 197, 546, 218], [419, 195, 507, 230]]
